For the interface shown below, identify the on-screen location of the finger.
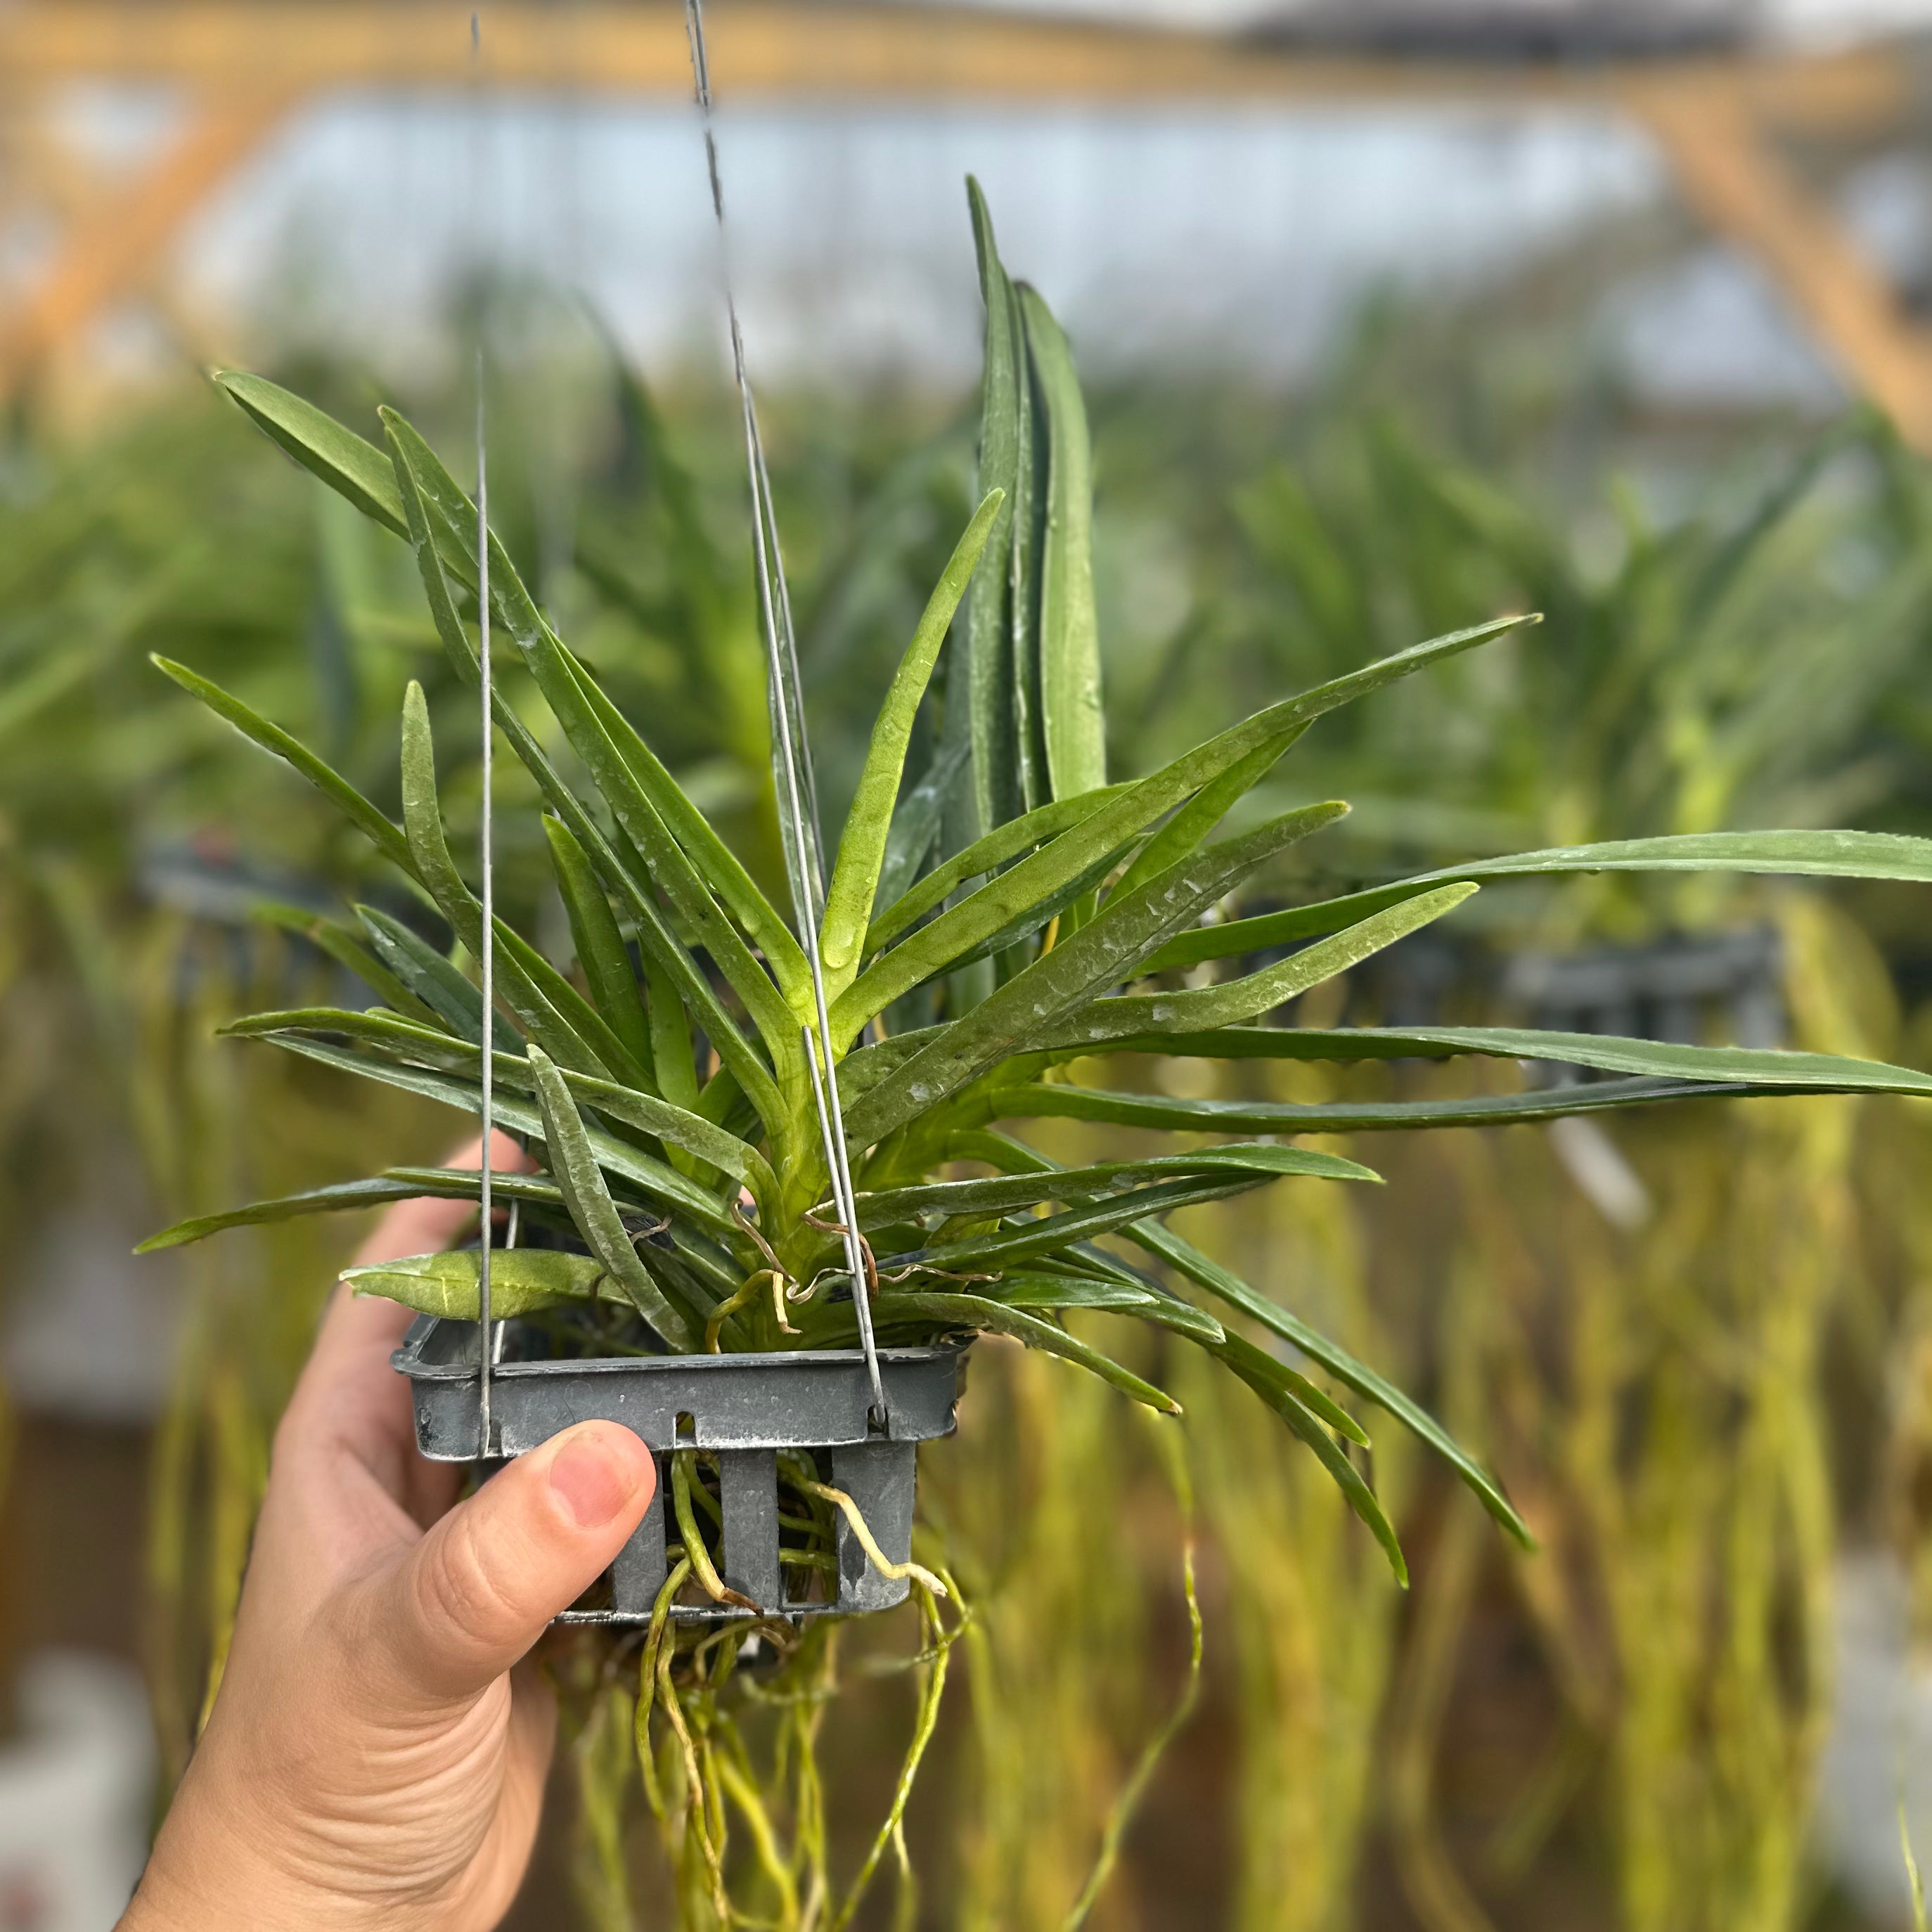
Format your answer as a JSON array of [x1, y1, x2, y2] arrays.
[[368, 1421, 657, 1704], [279, 1130, 534, 1502]]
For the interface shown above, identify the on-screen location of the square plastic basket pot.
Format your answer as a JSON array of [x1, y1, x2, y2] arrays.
[[392, 1317, 964, 1624]]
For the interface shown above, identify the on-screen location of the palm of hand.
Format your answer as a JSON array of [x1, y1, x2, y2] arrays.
[[124, 1139, 656, 1932]]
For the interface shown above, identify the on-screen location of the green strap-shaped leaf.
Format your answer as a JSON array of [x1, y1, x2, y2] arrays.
[[872, 1289, 1179, 1413], [389, 408, 806, 992], [868, 781, 1131, 954], [1130, 1221, 1528, 1548], [253, 903, 443, 1028], [385, 416, 804, 1056], [1003, 1073, 1850, 1135], [1435, 828, 1932, 885], [560, 1067, 777, 1209], [355, 906, 517, 1052], [998, 1018, 1932, 1102], [1205, 1329, 1368, 1446], [544, 816, 656, 1088], [1045, 882, 1479, 1048], [257, 1031, 743, 1249], [394, 685, 637, 1076], [557, 640, 809, 1000], [935, 1135, 1391, 1499], [152, 655, 415, 877], [212, 371, 409, 538], [1107, 738, 1286, 906], [1011, 277, 1049, 814], [1018, 285, 1105, 802], [821, 489, 1003, 975], [1233, 1025, 1932, 1095], [1216, 1336, 1407, 1585], [845, 801, 1348, 1142], [525, 1045, 700, 1349], [397, 682, 616, 1078], [992, 1273, 1226, 1346], [141, 1171, 556, 1252], [934, 841, 1142, 980], [852, 1141, 1376, 1225], [840, 614, 1530, 1030], [223, 1006, 480, 1074], [1147, 828, 1932, 971], [644, 948, 702, 1114], [495, 919, 645, 1083], [904, 1171, 1270, 1273], [383, 428, 777, 1134], [224, 1007, 777, 1207], [344, 1247, 610, 1322], [874, 740, 969, 917], [960, 176, 1024, 844]]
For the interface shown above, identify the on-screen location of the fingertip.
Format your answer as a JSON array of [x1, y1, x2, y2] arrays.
[[543, 1422, 656, 1532], [378, 1422, 658, 1700]]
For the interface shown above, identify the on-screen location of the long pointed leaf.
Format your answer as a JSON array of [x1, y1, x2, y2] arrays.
[[544, 816, 656, 1087], [868, 782, 1131, 954], [1131, 1221, 1528, 1546], [1109, 738, 1287, 905], [822, 489, 1003, 974], [872, 1289, 1180, 1412], [385, 428, 777, 1133], [1219, 1341, 1407, 1584], [141, 1173, 548, 1252], [1148, 828, 1932, 971], [992, 1273, 1225, 1346], [385, 416, 805, 1051], [1236, 1025, 1932, 1095], [1019, 285, 1105, 801], [1204, 1329, 1369, 1446], [253, 903, 442, 1027], [905, 1172, 1267, 1273], [397, 682, 615, 1077], [1048, 882, 1479, 1048], [526, 1045, 700, 1348], [853, 1142, 1375, 1226], [846, 801, 1349, 1142], [213, 371, 408, 537], [356, 906, 517, 1052], [224, 1007, 777, 1205], [875, 740, 970, 915], [1003, 1074, 1866, 1134], [962, 176, 1024, 842], [152, 655, 414, 877], [257, 1032, 742, 1244], [842, 614, 1531, 1029]]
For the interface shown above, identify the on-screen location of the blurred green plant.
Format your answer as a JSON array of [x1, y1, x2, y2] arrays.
[[1218, 409, 1932, 1932]]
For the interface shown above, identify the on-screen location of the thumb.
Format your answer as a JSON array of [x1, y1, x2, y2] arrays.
[[375, 1421, 657, 1703]]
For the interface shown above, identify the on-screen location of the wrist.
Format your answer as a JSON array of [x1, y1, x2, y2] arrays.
[[120, 1767, 375, 1932]]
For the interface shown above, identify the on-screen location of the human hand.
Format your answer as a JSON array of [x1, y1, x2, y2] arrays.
[[122, 1133, 658, 1932]]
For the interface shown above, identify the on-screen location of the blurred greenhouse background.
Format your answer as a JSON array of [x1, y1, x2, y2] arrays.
[[15, 0, 1932, 1926]]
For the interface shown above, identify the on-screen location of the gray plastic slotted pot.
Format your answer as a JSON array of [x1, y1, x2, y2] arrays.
[[393, 1318, 964, 1625]]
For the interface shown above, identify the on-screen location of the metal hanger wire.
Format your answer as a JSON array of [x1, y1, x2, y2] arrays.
[[685, 0, 887, 1429]]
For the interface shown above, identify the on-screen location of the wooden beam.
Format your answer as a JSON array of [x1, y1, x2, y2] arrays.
[[0, 87, 301, 397], [0, 0, 1923, 427], [1626, 75, 1932, 451], [0, 1, 1907, 129]]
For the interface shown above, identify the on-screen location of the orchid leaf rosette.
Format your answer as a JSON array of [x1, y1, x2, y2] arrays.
[[146, 206, 1932, 1596]]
